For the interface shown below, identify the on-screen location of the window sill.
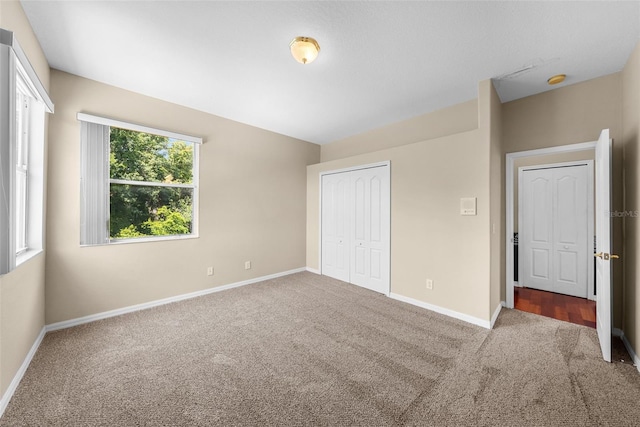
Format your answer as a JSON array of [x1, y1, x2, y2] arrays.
[[16, 248, 43, 267], [81, 233, 199, 247]]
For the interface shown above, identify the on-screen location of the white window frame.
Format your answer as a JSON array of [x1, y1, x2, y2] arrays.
[[78, 113, 202, 246], [0, 29, 53, 275]]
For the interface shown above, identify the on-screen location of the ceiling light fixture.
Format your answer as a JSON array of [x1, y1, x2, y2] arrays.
[[547, 74, 566, 85], [290, 36, 320, 64]]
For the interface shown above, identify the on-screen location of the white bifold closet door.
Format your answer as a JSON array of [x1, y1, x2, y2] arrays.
[[321, 165, 390, 294], [321, 172, 351, 283]]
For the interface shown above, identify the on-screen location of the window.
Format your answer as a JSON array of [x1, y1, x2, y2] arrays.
[[109, 128, 196, 239], [78, 114, 201, 245], [0, 29, 52, 275]]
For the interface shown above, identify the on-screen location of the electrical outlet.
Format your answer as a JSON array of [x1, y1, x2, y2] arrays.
[[245, 261, 251, 270], [426, 279, 433, 290], [207, 267, 214, 276]]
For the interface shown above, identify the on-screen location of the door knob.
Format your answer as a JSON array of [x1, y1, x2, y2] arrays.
[[594, 252, 620, 260]]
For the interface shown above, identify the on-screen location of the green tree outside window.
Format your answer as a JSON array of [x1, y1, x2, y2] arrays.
[[109, 128, 194, 239]]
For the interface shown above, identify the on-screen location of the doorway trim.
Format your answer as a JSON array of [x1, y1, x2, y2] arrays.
[[506, 142, 595, 308], [318, 160, 391, 296]]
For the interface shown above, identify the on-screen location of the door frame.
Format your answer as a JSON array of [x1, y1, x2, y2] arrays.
[[506, 142, 596, 308], [319, 160, 391, 296], [517, 160, 594, 300]]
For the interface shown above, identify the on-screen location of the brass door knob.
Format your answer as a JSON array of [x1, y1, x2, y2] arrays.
[[594, 252, 620, 260]]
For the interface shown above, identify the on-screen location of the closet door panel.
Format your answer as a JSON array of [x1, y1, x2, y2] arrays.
[[321, 174, 350, 282]]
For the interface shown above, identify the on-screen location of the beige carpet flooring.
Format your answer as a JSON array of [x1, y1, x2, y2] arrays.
[[2, 272, 640, 426]]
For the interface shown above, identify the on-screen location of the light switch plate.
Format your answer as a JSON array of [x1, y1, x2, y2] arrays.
[[460, 197, 477, 216]]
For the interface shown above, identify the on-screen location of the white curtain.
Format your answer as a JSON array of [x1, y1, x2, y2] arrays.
[[80, 121, 109, 245]]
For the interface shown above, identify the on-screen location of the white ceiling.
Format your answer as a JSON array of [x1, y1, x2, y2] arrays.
[[21, 1, 640, 145]]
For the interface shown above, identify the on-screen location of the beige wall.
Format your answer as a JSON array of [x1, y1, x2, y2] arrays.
[[502, 73, 622, 152], [308, 82, 495, 323], [321, 99, 478, 162], [502, 73, 625, 328], [622, 42, 640, 357], [0, 256, 46, 395], [483, 80, 503, 316], [0, 1, 50, 398], [0, 1, 49, 90], [45, 71, 319, 324]]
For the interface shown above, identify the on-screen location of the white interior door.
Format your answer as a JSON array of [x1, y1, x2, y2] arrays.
[[350, 166, 390, 294], [321, 173, 350, 282], [595, 129, 613, 362], [320, 164, 390, 295], [520, 164, 590, 298]]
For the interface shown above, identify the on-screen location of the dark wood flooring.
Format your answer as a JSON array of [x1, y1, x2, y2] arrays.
[[514, 287, 596, 328]]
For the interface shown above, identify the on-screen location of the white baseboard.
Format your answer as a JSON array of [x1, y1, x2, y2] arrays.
[[46, 267, 307, 332], [490, 303, 503, 329], [306, 267, 320, 275], [613, 328, 640, 373], [0, 326, 46, 418], [389, 293, 491, 329]]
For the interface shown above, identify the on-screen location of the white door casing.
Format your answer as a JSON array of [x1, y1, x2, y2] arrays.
[[320, 162, 390, 295], [519, 163, 592, 298], [505, 133, 612, 362], [595, 129, 613, 362], [505, 141, 597, 310]]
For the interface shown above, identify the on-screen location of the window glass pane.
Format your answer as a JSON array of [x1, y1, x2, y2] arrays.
[[15, 169, 27, 252], [16, 92, 23, 166], [109, 127, 193, 184], [16, 83, 30, 168], [15, 89, 29, 254], [109, 184, 193, 239]]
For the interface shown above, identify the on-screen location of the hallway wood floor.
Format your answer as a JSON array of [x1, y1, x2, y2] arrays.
[[514, 287, 596, 328]]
